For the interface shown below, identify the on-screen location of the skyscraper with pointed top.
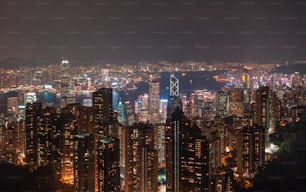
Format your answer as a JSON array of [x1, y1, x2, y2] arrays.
[[60, 58, 72, 109]]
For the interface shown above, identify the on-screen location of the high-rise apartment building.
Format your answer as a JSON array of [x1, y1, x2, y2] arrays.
[[97, 136, 120, 192], [74, 133, 95, 192], [166, 108, 209, 192], [124, 123, 158, 192], [236, 124, 265, 178]]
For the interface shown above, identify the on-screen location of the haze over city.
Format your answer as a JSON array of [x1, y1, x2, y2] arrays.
[[1, 0, 306, 65]]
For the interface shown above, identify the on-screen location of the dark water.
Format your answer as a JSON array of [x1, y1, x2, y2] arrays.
[[120, 71, 226, 102], [0, 71, 226, 114]]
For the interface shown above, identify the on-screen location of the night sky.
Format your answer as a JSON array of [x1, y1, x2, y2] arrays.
[[1, 0, 306, 65]]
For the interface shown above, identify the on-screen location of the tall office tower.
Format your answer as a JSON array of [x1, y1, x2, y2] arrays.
[[125, 123, 158, 192], [159, 99, 168, 122], [216, 91, 228, 118], [97, 136, 120, 192], [125, 101, 136, 126], [117, 101, 126, 125], [101, 68, 109, 86], [60, 58, 72, 109], [136, 94, 149, 123], [149, 79, 160, 124], [166, 108, 209, 192], [170, 73, 179, 97], [236, 124, 265, 178], [228, 88, 244, 117], [241, 71, 251, 89], [74, 133, 95, 192], [155, 123, 166, 168], [25, 102, 43, 166], [167, 73, 182, 120], [182, 93, 199, 119], [167, 96, 182, 120], [7, 96, 19, 123], [60, 104, 79, 184]]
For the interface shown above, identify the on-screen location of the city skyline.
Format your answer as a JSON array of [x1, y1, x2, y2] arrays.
[[1, 1, 306, 191]]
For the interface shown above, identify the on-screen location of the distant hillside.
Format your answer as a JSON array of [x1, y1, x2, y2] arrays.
[[273, 64, 306, 74]]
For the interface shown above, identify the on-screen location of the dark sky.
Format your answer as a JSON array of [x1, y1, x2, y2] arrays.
[[1, 0, 306, 65]]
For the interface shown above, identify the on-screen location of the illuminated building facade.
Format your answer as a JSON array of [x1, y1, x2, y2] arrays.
[[25, 102, 43, 166], [170, 73, 179, 97], [149, 79, 160, 124], [254, 86, 280, 146], [60, 104, 79, 184], [166, 108, 209, 192], [125, 123, 158, 192], [93, 88, 119, 191], [136, 94, 149, 123], [74, 133, 94, 192], [236, 125, 265, 178], [93, 88, 113, 138], [217, 91, 228, 118], [97, 136, 120, 192], [60, 58, 73, 109], [228, 88, 244, 117]]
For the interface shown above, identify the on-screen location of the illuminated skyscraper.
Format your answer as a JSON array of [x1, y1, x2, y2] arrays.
[[228, 88, 244, 117], [93, 88, 117, 191], [125, 123, 158, 192], [136, 94, 149, 123], [170, 73, 179, 97], [25, 102, 43, 166], [254, 86, 281, 149], [60, 58, 72, 109], [236, 124, 265, 178], [26, 103, 60, 167], [7, 96, 19, 123], [93, 88, 113, 138], [74, 133, 94, 192], [166, 108, 209, 192], [217, 91, 228, 118], [60, 104, 79, 184], [149, 79, 160, 124], [97, 136, 120, 192]]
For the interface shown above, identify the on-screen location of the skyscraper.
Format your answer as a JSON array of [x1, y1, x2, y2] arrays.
[[149, 78, 160, 124], [93, 88, 113, 138], [228, 88, 244, 117], [97, 136, 120, 192], [236, 124, 265, 178], [74, 133, 94, 192], [170, 73, 179, 97], [93, 88, 117, 192], [60, 104, 79, 184], [166, 108, 209, 192], [25, 102, 43, 166], [60, 58, 72, 109], [125, 123, 158, 192], [217, 91, 228, 118]]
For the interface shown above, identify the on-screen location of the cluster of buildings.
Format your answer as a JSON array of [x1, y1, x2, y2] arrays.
[[0, 59, 306, 191]]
